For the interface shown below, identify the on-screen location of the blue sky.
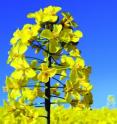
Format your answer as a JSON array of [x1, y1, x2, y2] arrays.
[[0, 0, 117, 108]]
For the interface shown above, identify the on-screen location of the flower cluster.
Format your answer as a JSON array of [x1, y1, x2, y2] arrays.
[[4, 5, 93, 110]]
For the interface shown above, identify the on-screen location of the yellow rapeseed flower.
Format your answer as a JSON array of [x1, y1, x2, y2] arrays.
[[40, 24, 62, 53], [37, 63, 56, 83], [11, 58, 36, 79], [60, 28, 83, 43], [27, 6, 61, 24]]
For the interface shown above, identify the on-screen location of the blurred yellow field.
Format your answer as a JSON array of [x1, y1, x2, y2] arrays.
[[0, 106, 117, 124]]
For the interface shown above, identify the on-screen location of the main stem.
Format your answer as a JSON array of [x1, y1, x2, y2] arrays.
[[45, 55, 51, 124]]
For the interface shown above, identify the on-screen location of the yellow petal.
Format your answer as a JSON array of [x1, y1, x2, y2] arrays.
[[70, 49, 80, 57], [11, 70, 23, 79], [48, 68, 57, 77], [10, 89, 21, 99], [44, 6, 61, 15], [71, 30, 83, 42], [41, 63, 48, 71], [42, 74, 49, 83], [37, 72, 49, 83], [40, 29, 52, 39], [53, 24, 62, 35], [65, 93, 72, 103], [75, 57, 85, 68], [49, 39, 60, 53], [25, 68, 36, 78]]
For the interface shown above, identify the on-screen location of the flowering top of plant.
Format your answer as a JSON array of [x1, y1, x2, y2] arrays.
[[4, 5, 93, 111]]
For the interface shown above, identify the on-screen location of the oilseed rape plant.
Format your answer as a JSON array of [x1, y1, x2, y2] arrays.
[[1, 5, 94, 124]]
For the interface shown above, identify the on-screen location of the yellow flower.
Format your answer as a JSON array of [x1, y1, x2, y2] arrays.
[[10, 29, 22, 45], [18, 24, 40, 46], [37, 63, 56, 83], [64, 80, 80, 103], [61, 12, 78, 28], [10, 24, 40, 49], [21, 87, 45, 102], [7, 44, 25, 65], [70, 48, 80, 57], [11, 58, 36, 79], [80, 81, 93, 92], [60, 28, 83, 43], [43, 6, 61, 22], [27, 9, 43, 24], [81, 92, 93, 108], [9, 89, 21, 99], [27, 6, 61, 24], [71, 30, 83, 42], [9, 24, 40, 65], [74, 57, 85, 68], [22, 88, 37, 101], [5, 76, 27, 90], [40, 24, 62, 53], [61, 55, 75, 68]]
